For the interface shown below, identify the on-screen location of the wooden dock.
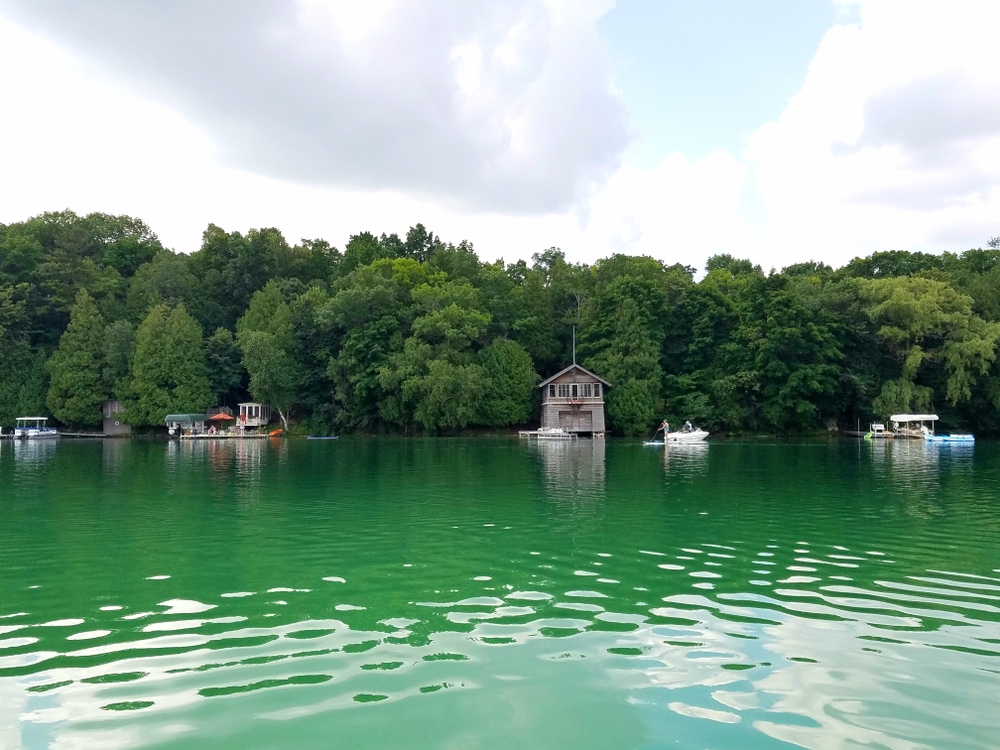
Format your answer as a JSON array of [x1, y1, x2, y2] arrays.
[[178, 433, 273, 439]]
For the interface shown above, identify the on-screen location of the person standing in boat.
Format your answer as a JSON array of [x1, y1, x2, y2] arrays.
[[683, 420, 692, 432]]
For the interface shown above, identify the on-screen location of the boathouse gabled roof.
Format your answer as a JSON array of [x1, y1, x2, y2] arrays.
[[537, 364, 611, 389]]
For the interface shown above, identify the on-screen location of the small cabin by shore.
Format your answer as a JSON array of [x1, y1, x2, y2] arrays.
[[538, 364, 610, 437]]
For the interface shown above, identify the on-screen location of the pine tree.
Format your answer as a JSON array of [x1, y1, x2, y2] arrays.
[[478, 338, 537, 425], [125, 304, 213, 425], [46, 289, 107, 427]]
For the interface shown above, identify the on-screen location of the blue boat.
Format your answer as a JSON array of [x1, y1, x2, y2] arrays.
[[924, 433, 974, 444]]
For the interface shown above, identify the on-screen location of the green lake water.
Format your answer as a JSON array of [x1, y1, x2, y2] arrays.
[[1, 437, 998, 749]]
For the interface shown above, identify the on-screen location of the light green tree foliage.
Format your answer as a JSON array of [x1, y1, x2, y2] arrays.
[[858, 276, 1000, 416], [478, 338, 538, 426], [584, 296, 660, 435], [45, 289, 107, 427], [126, 304, 213, 425], [237, 281, 300, 430], [378, 279, 492, 430]]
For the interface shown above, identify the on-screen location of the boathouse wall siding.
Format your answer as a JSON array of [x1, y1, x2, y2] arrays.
[[538, 365, 608, 436]]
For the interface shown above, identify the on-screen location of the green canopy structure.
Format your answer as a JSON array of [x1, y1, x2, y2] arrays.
[[164, 414, 207, 427]]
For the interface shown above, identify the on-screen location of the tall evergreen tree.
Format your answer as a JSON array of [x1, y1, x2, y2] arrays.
[[478, 338, 537, 426], [45, 289, 107, 427], [125, 304, 213, 425]]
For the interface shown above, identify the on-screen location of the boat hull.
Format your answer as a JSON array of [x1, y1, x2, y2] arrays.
[[14, 430, 59, 440], [666, 431, 709, 444], [924, 434, 974, 443]]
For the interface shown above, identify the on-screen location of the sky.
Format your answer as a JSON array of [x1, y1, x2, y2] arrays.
[[1, 0, 999, 271]]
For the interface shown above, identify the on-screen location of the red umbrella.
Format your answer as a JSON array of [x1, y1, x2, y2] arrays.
[[208, 412, 235, 421]]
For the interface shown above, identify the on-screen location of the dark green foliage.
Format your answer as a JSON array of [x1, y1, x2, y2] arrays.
[[340, 232, 393, 277], [46, 289, 107, 428], [205, 328, 243, 403], [103, 320, 135, 401], [841, 250, 943, 279], [125, 304, 213, 426], [402, 224, 442, 263], [583, 297, 661, 436], [478, 339, 537, 426], [705, 254, 762, 278], [6, 208, 1000, 436]]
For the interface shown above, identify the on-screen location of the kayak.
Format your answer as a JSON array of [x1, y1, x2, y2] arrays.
[[307, 436, 339, 440]]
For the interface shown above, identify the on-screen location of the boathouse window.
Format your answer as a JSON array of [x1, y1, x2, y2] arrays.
[[581, 383, 592, 398], [557, 383, 571, 398], [571, 384, 578, 398], [549, 384, 556, 397], [594, 383, 601, 397]]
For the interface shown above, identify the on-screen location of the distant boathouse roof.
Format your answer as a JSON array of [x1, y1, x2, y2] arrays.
[[537, 364, 611, 389]]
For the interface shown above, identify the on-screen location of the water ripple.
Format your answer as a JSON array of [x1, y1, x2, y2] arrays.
[[0, 438, 997, 749]]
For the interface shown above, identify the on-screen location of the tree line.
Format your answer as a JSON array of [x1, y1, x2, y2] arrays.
[[3, 210, 1000, 436]]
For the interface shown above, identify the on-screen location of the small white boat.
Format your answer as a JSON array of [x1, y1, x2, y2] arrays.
[[14, 417, 59, 440]]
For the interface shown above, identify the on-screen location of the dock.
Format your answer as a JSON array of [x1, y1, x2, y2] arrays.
[[178, 433, 273, 439], [518, 429, 577, 439]]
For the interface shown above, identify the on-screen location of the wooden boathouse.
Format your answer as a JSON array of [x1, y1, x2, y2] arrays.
[[538, 364, 610, 437]]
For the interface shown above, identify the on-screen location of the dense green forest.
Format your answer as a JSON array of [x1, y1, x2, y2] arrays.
[[2, 210, 1000, 435]]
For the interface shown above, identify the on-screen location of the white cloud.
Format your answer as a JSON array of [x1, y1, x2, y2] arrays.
[[2, 1, 999, 273], [742, 0, 1000, 268], [0, 0, 629, 214]]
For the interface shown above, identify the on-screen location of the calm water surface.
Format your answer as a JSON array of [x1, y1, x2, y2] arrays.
[[0, 437, 998, 749]]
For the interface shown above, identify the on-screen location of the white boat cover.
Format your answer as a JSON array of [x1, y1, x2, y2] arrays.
[[890, 414, 938, 423]]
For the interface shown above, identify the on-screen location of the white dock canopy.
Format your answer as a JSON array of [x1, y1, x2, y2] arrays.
[[890, 414, 939, 423]]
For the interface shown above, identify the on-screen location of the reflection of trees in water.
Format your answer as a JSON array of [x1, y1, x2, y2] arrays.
[[868, 438, 976, 520], [533, 439, 605, 506], [166, 438, 273, 504]]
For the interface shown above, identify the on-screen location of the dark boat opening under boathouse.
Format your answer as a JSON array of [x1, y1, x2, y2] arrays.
[[537, 364, 610, 437]]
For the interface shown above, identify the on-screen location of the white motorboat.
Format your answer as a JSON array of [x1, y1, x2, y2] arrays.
[[667, 428, 709, 444], [14, 417, 59, 439], [644, 422, 709, 445]]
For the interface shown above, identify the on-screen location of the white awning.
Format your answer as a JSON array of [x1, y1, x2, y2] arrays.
[[890, 414, 938, 423]]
